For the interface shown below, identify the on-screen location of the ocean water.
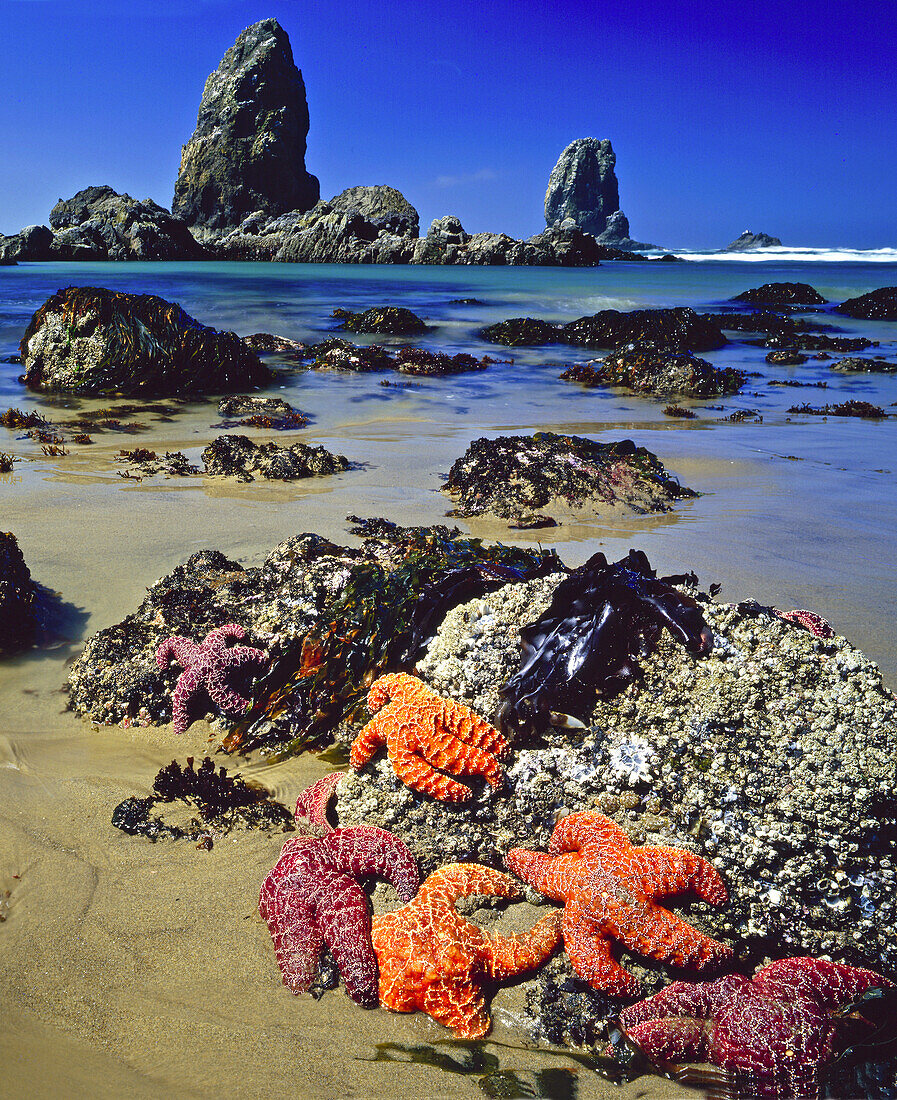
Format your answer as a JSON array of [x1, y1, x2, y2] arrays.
[[1, 255, 896, 1099]]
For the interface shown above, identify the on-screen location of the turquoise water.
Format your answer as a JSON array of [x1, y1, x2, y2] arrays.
[[1, 258, 896, 689]]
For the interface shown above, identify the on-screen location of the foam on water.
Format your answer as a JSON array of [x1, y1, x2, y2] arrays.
[[675, 245, 897, 263]]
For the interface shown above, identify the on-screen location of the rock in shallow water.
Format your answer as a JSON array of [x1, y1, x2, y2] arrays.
[[0, 531, 38, 655], [201, 434, 348, 481]]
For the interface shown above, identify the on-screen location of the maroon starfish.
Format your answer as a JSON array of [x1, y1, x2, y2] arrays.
[[617, 956, 891, 1099], [774, 608, 835, 639], [259, 778, 419, 1007], [155, 624, 268, 735]]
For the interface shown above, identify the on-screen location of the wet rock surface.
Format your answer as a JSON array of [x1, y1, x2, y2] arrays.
[[172, 19, 319, 231], [480, 309, 725, 352], [216, 394, 308, 429], [0, 532, 38, 655], [331, 306, 429, 335], [560, 344, 745, 397], [442, 433, 696, 525], [20, 287, 270, 396], [201, 433, 348, 481], [731, 282, 826, 307], [831, 356, 897, 373], [836, 287, 897, 320]]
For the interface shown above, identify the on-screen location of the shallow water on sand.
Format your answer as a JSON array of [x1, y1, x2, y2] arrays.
[[1, 259, 896, 1098]]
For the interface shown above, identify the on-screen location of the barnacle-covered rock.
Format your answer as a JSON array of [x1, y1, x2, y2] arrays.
[[201, 434, 348, 481], [331, 306, 429, 336], [20, 287, 270, 395], [442, 433, 696, 526], [835, 287, 897, 320], [561, 344, 745, 397], [480, 309, 725, 352]]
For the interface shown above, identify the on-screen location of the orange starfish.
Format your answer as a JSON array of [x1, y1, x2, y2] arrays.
[[371, 862, 561, 1038], [505, 811, 732, 999], [350, 673, 509, 801]]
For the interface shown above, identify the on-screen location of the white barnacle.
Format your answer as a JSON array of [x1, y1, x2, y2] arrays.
[[608, 735, 655, 785]]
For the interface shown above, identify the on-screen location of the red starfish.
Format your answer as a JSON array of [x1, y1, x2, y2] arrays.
[[259, 785, 419, 1006], [505, 811, 731, 998], [350, 672, 509, 801], [371, 862, 562, 1038], [617, 957, 892, 1099], [774, 609, 835, 639], [156, 624, 268, 735]]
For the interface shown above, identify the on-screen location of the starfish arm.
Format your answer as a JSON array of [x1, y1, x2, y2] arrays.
[[755, 957, 892, 1011], [606, 897, 733, 972], [295, 772, 344, 830], [316, 878, 379, 1007], [562, 901, 642, 999], [205, 667, 252, 714], [624, 1017, 711, 1064], [615, 845, 728, 907], [366, 672, 405, 714], [421, 977, 491, 1039], [206, 623, 248, 646], [170, 668, 201, 735], [324, 827, 419, 903], [504, 848, 567, 902], [419, 723, 505, 790], [349, 711, 388, 769], [258, 879, 324, 995], [418, 863, 520, 906], [548, 811, 628, 857], [436, 698, 510, 759], [620, 976, 747, 1029], [483, 909, 562, 980], [370, 913, 419, 1012], [156, 636, 199, 670], [388, 734, 474, 801]]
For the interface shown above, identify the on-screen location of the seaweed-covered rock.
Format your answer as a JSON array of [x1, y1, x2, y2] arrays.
[[560, 345, 745, 397], [117, 449, 199, 478], [765, 350, 808, 365], [478, 319, 564, 347], [216, 394, 308, 429], [787, 400, 887, 419], [562, 308, 726, 352], [337, 583, 897, 979], [0, 532, 38, 654], [20, 287, 270, 395], [836, 287, 897, 320], [830, 356, 897, 373], [201, 434, 348, 481], [394, 348, 491, 376], [699, 312, 809, 337], [241, 333, 305, 355], [172, 19, 319, 231], [731, 283, 826, 307], [305, 339, 394, 372], [724, 230, 783, 251], [331, 306, 429, 335], [442, 433, 696, 525]]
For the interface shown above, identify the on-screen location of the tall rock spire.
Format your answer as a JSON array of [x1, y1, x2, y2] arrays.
[[544, 138, 620, 237], [173, 18, 319, 232]]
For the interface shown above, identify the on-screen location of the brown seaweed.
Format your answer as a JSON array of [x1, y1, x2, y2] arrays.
[[498, 549, 712, 739]]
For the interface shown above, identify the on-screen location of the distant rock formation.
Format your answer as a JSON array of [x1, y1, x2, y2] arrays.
[[544, 138, 655, 251], [725, 230, 783, 251], [172, 19, 319, 233], [49, 186, 207, 260], [0, 224, 55, 262]]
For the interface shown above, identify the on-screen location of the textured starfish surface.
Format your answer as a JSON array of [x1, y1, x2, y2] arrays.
[[618, 956, 892, 1099], [371, 862, 562, 1038], [156, 624, 268, 735], [505, 811, 731, 998], [350, 672, 510, 801], [259, 779, 419, 1007], [774, 608, 835, 639], [294, 771, 345, 832]]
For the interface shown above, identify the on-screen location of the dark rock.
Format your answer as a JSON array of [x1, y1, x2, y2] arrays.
[[765, 350, 809, 365], [443, 433, 696, 525], [701, 312, 805, 336], [662, 405, 697, 418], [777, 333, 876, 353], [20, 287, 270, 396], [47, 186, 207, 261], [724, 230, 783, 251], [328, 186, 419, 237], [172, 19, 319, 232], [831, 356, 897, 373], [0, 224, 55, 262], [217, 395, 297, 418], [562, 308, 726, 352], [201, 433, 348, 481], [560, 344, 744, 397], [836, 287, 897, 320], [242, 333, 305, 354], [305, 339, 394, 372], [544, 138, 620, 238], [0, 532, 38, 655], [331, 306, 429, 336], [394, 348, 491, 376], [787, 400, 887, 419], [731, 282, 827, 307], [478, 318, 564, 347]]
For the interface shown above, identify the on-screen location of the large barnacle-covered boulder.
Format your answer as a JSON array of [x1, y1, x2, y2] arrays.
[[20, 287, 271, 395]]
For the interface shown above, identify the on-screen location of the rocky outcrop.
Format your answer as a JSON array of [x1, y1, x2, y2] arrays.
[[544, 138, 620, 237], [835, 287, 897, 320], [731, 282, 827, 307], [20, 287, 270, 395], [560, 345, 745, 397], [0, 532, 38, 655], [48, 186, 207, 260], [172, 19, 319, 232], [480, 308, 726, 352], [201, 434, 348, 482], [725, 230, 783, 251], [442, 433, 695, 526], [0, 224, 55, 262], [331, 306, 429, 335]]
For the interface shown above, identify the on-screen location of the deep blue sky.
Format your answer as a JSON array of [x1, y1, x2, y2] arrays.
[[2, 0, 895, 248]]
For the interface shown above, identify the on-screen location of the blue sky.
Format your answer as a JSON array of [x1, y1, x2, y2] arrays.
[[1, 0, 895, 248]]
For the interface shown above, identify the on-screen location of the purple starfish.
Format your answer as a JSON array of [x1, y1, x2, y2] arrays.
[[617, 957, 891, 1099], [155, 624, 268, 736], [259, 804, 419, 1006], [294, 771, 345, 833]]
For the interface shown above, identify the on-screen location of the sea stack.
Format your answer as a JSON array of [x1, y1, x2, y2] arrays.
[[544, 138, 621, 238], [172, 18, 319, 233]]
